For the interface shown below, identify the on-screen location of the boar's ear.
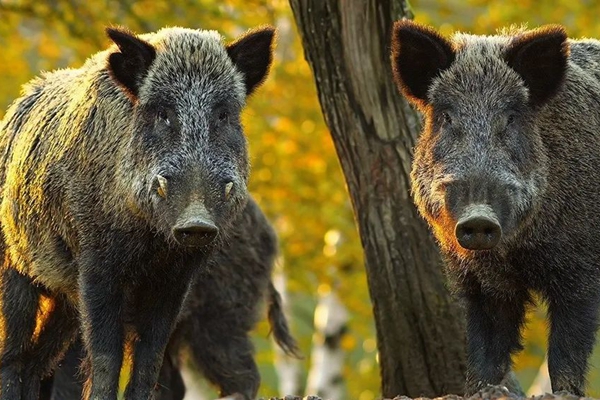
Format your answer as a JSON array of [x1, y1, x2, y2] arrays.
[[227, 26, 276, 96], [505, 25, 569, 106], [391, 20, 455, 109], [106, 27, 156, 99]]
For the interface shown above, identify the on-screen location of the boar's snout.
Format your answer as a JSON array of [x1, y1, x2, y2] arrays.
[[455, 204, 502, 250], [172, 202, 218, 248], [173, 219, 218, 248]]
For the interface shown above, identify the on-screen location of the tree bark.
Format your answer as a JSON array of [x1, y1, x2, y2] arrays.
[[288, 1, 467, 397]]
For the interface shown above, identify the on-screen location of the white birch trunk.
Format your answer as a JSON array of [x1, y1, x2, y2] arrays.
[[305, 290, 348, 400], [182, 366, 211, 400], [527, 356, 552, 395], [273, 258, 304, 396]]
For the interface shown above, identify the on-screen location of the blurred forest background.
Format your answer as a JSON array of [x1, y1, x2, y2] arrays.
[[1, 0, 600, 398]]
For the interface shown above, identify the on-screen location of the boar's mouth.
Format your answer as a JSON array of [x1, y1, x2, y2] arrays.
[[454, 204, 502, 250]]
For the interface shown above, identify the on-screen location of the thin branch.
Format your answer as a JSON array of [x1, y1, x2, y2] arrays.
[[0, 2, 38, 17]]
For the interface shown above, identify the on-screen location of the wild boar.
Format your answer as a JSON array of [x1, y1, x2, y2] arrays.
[[0, 25, 275, 400], [391, 20, 600, 395]]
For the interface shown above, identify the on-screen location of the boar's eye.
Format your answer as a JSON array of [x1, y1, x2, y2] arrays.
[[218, 110, 229, 123], [507, 114, 516, 125], [441, 111, 452, 125], [214, 103, 234, 126], [157, 109, 171, 127]]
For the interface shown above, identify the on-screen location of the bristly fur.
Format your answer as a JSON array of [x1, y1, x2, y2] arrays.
[[391, 20, 600, 396], [227, 25, 277, 96], [0, 23, 276, 399], [391, 19, 456, 110], [105, 26, 156, 101], [505, 25, 569, 106]]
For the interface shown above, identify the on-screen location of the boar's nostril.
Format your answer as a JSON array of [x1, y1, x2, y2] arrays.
[[172, 219, 219, 248], [455, 215, 502, 250]]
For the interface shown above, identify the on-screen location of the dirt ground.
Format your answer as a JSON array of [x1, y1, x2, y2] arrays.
[[262, 386, 597, 400]]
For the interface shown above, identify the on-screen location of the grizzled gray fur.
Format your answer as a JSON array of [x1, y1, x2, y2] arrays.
[[0, 25, 275, 400], [43, 197, 300, 400], [391, 20, 600, 395]]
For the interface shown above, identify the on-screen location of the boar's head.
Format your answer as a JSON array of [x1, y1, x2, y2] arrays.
[[106, 26, 275, 249], [391, 21, 568, 253]]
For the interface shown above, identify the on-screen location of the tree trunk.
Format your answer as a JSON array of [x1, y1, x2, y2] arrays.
[[273, 263, 304, 397], [305, 290, 349, 400], [527, 357, 551, 396], [288, 1, 467, 397]]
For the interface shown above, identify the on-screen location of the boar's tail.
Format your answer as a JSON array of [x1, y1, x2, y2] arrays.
[[267, 281, 302, 359]]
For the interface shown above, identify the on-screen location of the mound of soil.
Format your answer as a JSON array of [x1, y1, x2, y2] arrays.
[[262, 386, 597, 400]]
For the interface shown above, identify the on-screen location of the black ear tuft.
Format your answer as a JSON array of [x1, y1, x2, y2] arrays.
[[505, 25, 569, 106], [106, 27, 156, 99], [227, 26, 276, 96], [391, 20, 455, 109]]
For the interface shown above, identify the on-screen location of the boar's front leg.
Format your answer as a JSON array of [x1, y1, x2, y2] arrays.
[[0, 268, 78, 400], [45, 338, 87, 400], [546, 291, 600, 396], [20, 292, 78, 399], [0, 268, 40, 400], [186, 318, 260, 399], [463, 281, 529, 395], [153, 348, 185, 400], [124, 269, 195, 400], [78, 250, 125, 400], [44, 338, 186, 400]]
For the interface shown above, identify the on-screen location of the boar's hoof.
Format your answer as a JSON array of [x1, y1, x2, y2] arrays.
[[455, 215, 501, 250], [173, 219, 218, 247]]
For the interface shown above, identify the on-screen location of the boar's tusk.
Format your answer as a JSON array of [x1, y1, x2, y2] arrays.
[[156, 174, 168, 198], [224, 181, 234, 200]]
